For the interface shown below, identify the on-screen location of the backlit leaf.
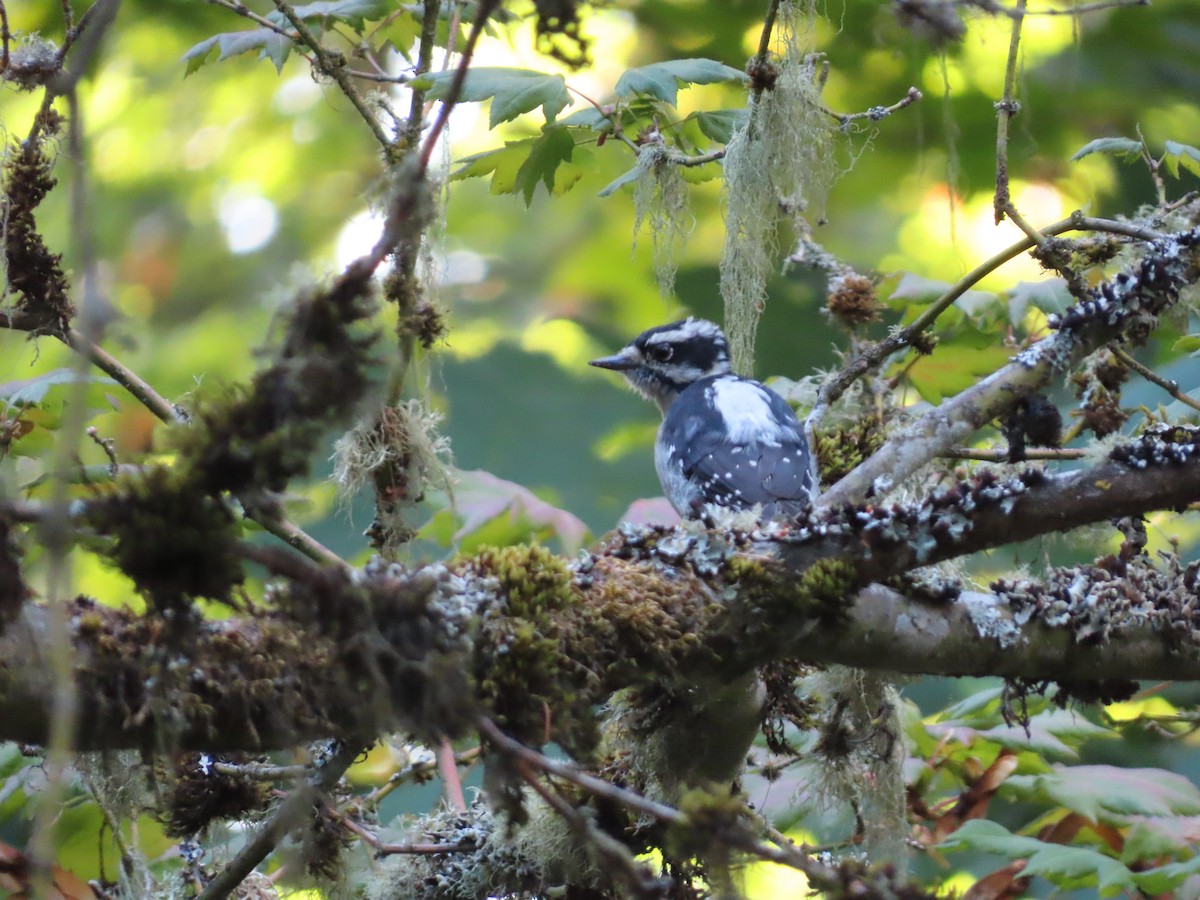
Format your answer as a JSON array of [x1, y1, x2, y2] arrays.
[[290, 0, 389, 29], [182, 29, 292, 75], [1007, 765, 1200, 823], [1070, 136, 1143, 162], [413, 67, 571, 127], [514, 126, 575, 206], [614, 58, 747, 106], [1163, 140, 1200, 178], [693, 109, 748, 144]]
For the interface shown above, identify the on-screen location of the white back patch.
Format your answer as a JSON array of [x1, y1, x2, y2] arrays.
[[709, 378, 793, 444]]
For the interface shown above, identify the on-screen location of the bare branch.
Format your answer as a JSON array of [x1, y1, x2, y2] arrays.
[[1109, 344, 1200, 414], [203, 0, 295, 39], [993, 0, 1025, 224], [942, 446, 1086, 462], [417, 0, 500, 175], [268, 0, 393, 155]]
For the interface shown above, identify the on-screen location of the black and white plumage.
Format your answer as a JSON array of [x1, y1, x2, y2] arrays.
[[590, 318, 813, 519]]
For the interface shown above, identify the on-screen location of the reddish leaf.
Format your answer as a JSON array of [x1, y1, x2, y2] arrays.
[[964, 860, 1030, 900], [0, 841, 97, 899], [451, 469, 589, 552], [616, 497, 680, 527]]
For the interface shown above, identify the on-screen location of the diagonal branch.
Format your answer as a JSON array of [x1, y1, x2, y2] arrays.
[[196, 741, 362, 900], [268, 0, 394, 155], [817, 226, 1200, 508], [805, 213, 1167, 435]]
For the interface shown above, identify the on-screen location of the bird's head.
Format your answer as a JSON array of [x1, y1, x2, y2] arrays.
[[590, 318, 732, 413]]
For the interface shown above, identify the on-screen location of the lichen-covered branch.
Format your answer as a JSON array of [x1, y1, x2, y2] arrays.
[[3, 430, 1200, 752], [818, 225, 1200, 507], [805, 213, 1170, 437]]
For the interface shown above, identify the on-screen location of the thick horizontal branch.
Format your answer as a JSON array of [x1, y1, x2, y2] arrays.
[[2, 438, 1199, 752], [797, 579, 1200, 683]]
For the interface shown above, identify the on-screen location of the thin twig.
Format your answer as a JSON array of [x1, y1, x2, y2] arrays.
[[252, 510, 348, 569], [993, 0, 1026, 224], [668, 148, 726, 167], [417, 0, 500, 174], [515, 760, 666, 900], [977, 0, 1149, 16], [347, 66, 409, 84], [753, 0, 783, 78], [1069, 213, 1165, 243], [1001, 201, 1046, 246], [362, 746, 481, 810], [1136, 125, 1168, 207], [477, 718, 682, 825], [62, 329, 180, 422], [23, 0, 119, 149], [1109, 345, 1200, 414], [323, 802, 474, 855], [404, 0, 441, 146], [80, 342, 344, 567], [943, 446, 1086, 462], [1, 320, 346, 569], [203, 0, 295, 37], [1, 2, 12, 72], [197, 742, 361, 900], [60, 330, 346, 568], [826, 85, 922, 129], [437, 738, 467, 812], [268, 0, 394, 155], [804, 213, 1167, 435], [212, 761, 311, 780]]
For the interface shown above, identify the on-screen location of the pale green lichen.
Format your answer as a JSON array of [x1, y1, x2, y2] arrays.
[[803, 667, 909, 870], [331, 398, 454, 551], [632, 142, 693, 298], [720, 0, 841, 374]]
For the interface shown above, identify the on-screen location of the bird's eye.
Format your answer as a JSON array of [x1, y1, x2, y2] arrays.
[[646, 344, 673, 363]]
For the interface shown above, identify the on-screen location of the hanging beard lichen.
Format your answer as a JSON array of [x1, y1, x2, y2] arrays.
[[720, 0, 841, 374], [632, 142, 693, 298], [331, 399, 454, 554]]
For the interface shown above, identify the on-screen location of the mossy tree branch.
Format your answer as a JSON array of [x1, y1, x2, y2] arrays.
[[2, 436, 1200, 753]]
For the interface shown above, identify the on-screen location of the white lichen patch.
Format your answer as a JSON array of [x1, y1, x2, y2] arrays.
[[959, 590, 1024, 648]]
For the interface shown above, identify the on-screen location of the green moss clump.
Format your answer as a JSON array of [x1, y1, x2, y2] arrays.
[[725, 555, 857, 626], [3, 108, 74, 334], [176, 282, 378, 496], [664, 784, 752, 891], [85, 467, 243, 614], [466, 545, 597, 756], [814, 417, 886, 485], [69, 597, 346, 750], [572, 555, 739, 694]]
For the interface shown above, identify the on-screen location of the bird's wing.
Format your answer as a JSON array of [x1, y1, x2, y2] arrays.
[[661, 378, 813, 515]]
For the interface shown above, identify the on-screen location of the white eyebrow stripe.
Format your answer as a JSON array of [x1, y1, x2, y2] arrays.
[[645, 319, 722, 346]]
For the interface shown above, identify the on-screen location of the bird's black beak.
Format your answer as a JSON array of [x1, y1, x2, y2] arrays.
[[589, 347, 640, 371]]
